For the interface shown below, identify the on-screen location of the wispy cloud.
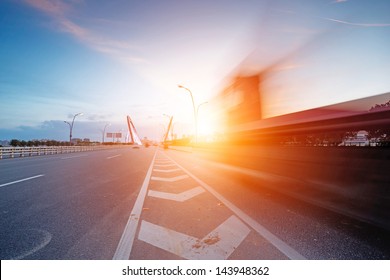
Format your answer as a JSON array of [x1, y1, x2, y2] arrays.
[[25, 0, 69, 16], [333, 0, 348, 3], [324, 17, 390, 27], [23, 0, 146, 64]]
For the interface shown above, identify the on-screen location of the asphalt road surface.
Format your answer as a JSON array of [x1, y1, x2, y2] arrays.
[[0, 146, 389, 259]]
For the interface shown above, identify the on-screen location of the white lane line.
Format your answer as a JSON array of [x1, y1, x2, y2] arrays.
[[107, 154, 122, 160], [151, 175, 189, 182], [153, 168, 181, 173], [148, 186, 205, 202], [61, 154, 88, 160], [0, 174, 45, 188], [138, 215, 250, 260], [112, 150, 157, 260], [164, 153, 306, 260]]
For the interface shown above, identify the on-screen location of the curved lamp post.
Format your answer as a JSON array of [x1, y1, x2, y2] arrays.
[[178, 85, 197, 144], [64, 112, 83, 145]]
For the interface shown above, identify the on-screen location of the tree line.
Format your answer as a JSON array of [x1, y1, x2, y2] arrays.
[[9, 139, 71, 147]]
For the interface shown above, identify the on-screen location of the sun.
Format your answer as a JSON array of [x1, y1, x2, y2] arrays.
[[197, 107, 222, 141]]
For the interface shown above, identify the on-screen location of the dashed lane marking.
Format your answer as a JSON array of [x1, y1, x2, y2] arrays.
[[138, 215, 250, 260], [60, 154, 88, 160], [148, 186, 205, 202], [151, 175, 189, 182], [107, 154, 122, 159], [0, 174, 45, 188]]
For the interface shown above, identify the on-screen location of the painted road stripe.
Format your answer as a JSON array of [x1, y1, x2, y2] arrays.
[[148, 186, 205, 202], [112, 151, 157, 260], [0, 174, 45, 188], [154, 159, 171, 162], [12, 229, 52, 260], [61, 154, 88, 160], [154, 163, 177, 167], [164, 153, 306, 260], [138, 215, 250, 260], [107, 154, 122, 159], [153, 168, 181, 173], [151, 175, 189, 182]]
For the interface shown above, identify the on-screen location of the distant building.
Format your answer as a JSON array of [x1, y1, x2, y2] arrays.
[[342, 130, 370, 146], [71, 138, 82, 145], [0, 140, 10, 147]]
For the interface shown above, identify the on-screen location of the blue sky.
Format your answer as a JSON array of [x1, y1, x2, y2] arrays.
[[1, 0, 389, 141]]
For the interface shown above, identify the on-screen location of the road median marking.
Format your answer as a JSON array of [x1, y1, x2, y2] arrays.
[[138, 215, 250, 259], [154, 159, 171, 163], [148, 186, 205, 202], [0, 174, 45, 188], [154, 163, 177, 167], [112, 151, 157, 260], [164, 153, 306, 260], [151, 175, 189, 182], [153, 168, 181, 173]]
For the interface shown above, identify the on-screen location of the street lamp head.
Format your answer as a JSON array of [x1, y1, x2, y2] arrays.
[[178, 84, 183, 88]]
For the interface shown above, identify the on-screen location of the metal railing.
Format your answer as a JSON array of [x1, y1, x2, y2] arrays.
[[0, 146, 108, 160]]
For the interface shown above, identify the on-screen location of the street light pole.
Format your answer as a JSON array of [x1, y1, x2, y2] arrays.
[[64, 121, 71, 144], [64, 112, 83, 145], [196, 102, 208, 142], [178, 85, 197, 144]]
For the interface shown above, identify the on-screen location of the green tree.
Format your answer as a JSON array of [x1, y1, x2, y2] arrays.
[[10, 139, 21, 147]]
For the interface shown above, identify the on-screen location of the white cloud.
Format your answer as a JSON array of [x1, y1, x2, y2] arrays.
[[23, 0, 146, 64], [324, 17, 390, 27]]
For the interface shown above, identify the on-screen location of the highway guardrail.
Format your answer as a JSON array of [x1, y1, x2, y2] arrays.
[[0, 146, 107, 160]]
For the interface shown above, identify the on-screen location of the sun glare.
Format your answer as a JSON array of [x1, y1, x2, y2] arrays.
[[197, 108, 222, 142]]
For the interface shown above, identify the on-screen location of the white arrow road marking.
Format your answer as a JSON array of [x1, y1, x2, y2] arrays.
[[138, 215, 250, 260], [164, 153, 306, 260], [153, 168, 181, 173], [154, 163, 177, 167], [151, 175, 189, 182], [148, 186, 205, 202]]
